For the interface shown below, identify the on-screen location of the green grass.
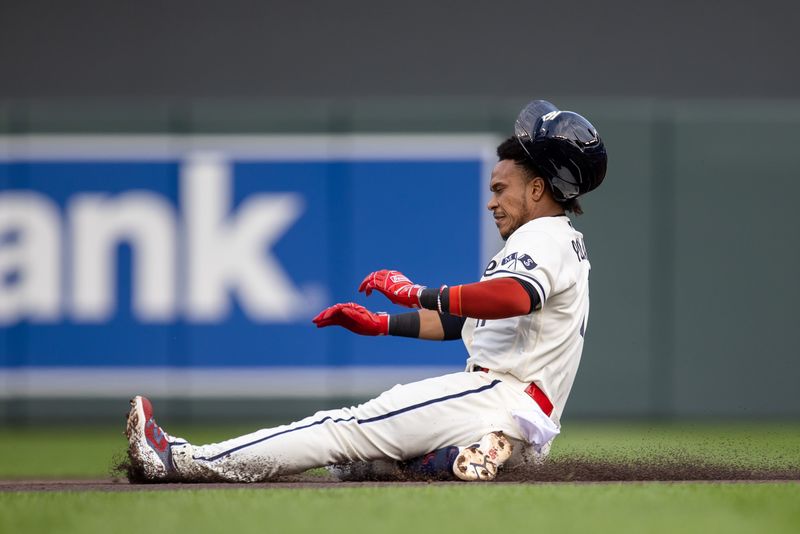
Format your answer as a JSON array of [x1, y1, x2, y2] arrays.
[[2, 421, 799, 534], [2, 484, 799, 534], [0, 424, 274, 478], [0, 420, 798, 478], [551, 421, 800, 468]]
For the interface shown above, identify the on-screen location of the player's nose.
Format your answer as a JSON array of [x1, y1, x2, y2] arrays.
[[487, 196, 498, 211]]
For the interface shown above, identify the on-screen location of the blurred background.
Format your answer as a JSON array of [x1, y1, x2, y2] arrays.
[[1, 0, 799, 427]]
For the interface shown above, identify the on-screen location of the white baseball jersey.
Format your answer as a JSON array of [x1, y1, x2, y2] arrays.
[[462, 215, 590, 421]]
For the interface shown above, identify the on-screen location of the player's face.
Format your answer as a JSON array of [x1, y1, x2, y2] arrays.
[[487, 160, 537, 241]]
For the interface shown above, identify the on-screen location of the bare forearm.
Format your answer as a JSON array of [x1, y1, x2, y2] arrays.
[[418, 309, 445, 340]]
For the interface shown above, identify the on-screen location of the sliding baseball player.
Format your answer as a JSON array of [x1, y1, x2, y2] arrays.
[[125, 99, 607, 482]]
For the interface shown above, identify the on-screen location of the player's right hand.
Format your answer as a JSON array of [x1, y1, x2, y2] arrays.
[[359, 269, 426, 308], [312, 302, 389, 336]]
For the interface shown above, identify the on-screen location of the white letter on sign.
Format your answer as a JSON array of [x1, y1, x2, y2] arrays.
[[69, 192, 178, 322], [0, 192, 61, 324], [183, 153, 306, 322]]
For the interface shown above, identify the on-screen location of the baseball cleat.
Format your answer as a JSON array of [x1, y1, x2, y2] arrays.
[[453, 431, 513, 481], [125, 395, 182, 481]]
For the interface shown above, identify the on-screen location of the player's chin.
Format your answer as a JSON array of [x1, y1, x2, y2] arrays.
[[495, 218, 511, 241]]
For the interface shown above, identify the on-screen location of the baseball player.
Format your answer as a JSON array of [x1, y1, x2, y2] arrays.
[[125, 100, 607, 483]]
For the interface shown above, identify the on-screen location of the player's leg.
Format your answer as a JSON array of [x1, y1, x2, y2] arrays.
[[328, 417, 555, 481], [174, 371, 521, 481], [397, 430, 514, 481], [331, 433, 551, 482], [134, 371, 528, 482]]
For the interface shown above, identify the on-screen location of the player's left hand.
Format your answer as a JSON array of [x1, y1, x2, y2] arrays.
[[359, 269, 426, 308], [312, 302, 389, 336]]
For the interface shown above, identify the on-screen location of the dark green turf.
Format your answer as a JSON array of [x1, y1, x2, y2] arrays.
[[2, 484, 799, 534]]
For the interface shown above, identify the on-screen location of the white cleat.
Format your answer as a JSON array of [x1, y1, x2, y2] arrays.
[[453, 431, 513, 481], [125, 395, 184, 481]]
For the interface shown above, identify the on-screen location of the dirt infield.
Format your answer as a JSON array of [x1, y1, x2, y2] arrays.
[[3, 457, 799, 492], [1, 477, 798, 493], [0, 478, 446, 492], [501, 457, 800, 483]]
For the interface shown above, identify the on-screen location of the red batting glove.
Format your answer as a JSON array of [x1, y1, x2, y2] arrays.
[[312, 302, 389, 336], [358, 269, 426, 308]]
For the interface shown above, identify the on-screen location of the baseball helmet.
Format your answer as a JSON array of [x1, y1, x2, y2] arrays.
[[514, 100, 607, 201]]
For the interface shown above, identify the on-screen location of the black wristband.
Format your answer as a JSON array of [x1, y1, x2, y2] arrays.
[[419, 286, 450, 313], [419, 288, 438, 311], [439, 287, 450, 313], [388, 311, 421, 338]]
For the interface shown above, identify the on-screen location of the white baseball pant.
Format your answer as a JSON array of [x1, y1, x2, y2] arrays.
[[171, 370, 550, 482]]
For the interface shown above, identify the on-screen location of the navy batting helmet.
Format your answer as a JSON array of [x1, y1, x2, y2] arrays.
[[514, 100, 607, 201]]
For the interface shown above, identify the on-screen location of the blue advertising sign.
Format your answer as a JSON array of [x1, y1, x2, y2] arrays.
[[0, 136, 499, 396]]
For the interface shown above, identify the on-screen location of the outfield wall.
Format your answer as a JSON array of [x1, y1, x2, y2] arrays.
[[1, 98, 799, 421]]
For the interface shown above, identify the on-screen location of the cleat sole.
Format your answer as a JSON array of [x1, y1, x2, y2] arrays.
[[453, 432, 513, 482]]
